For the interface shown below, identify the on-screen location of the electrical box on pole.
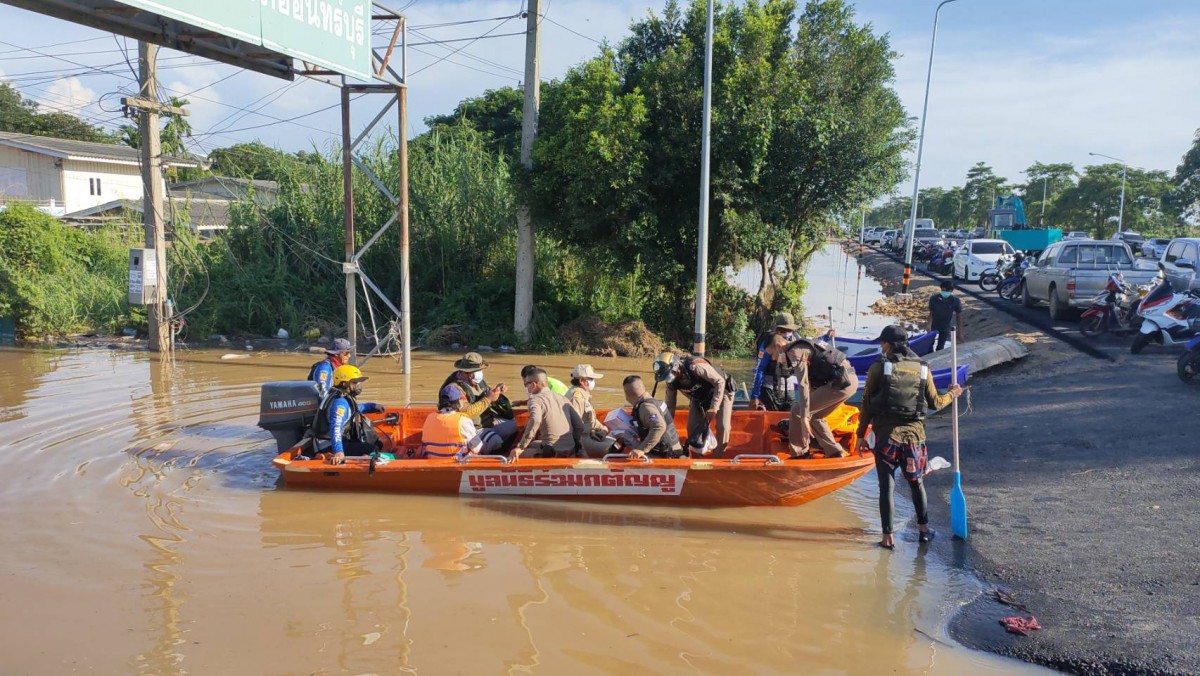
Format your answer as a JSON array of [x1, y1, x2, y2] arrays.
[[128, 248, 158, 306]]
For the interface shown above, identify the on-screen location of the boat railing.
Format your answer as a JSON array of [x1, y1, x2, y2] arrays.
[[729, 454, 784, 465], [456, 454, 511, 465], [602, 453, 653, 464]]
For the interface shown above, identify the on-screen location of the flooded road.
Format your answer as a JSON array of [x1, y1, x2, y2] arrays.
[[0, 347, 1044, 674], [730, 242, 900, 337]]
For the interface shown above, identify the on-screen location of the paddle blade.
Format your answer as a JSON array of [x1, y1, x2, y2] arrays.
[[950, 471, 968, 539]]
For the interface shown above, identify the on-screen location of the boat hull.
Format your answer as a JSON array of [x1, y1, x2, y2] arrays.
[[271, 406, 875, 507]]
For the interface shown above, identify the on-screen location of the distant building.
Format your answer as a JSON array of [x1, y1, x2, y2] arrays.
[[168, 176, 284, 205], [0, 131, 201, 216], [62, 196, 233, 239]]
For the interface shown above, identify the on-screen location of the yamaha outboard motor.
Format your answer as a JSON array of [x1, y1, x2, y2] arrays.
[[257, 381, 322, 453]]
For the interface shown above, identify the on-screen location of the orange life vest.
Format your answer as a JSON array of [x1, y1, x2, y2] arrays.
[[420, 411, 467, 458]]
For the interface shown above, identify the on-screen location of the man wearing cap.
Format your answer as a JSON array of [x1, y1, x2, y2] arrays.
[[566, 364, 617, 457], [749, 312, 801, 411], [442, 351, 517, 449], [857, 324, 963, 548], [308, 337, 352, 397], [417, 384, 499, 459], [765, 332, 856, 459], [509, 368, 586, 461]]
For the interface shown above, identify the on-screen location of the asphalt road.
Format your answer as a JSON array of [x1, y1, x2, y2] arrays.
[[859, 245, 1200, 675]]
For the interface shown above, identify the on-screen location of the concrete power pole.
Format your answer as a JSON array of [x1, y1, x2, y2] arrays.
[[135, 42, 170, 353], [513, 0, 541, 340]]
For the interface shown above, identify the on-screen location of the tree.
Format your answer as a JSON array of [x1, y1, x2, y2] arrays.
[[1166, 129, 1200, 232], [1018, 162, 1076, 227], [119, 96, 192, 157], [424, 87, 525, 161], [207, 142, 318, 182], [0, 83, 116, 144], [962, 162, 1008, 228], [1054, 164, 1175, 239]]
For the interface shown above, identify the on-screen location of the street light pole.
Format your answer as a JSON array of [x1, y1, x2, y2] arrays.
[[693, 0, 715, 356], [902, 0, 960, 295], [1089, 151, 1127, 234]]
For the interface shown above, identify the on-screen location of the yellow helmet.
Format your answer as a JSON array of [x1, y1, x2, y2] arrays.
[[332, 364, 367, 388]]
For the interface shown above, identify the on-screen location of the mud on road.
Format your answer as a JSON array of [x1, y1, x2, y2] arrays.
[[855, 245, 1200, 676]]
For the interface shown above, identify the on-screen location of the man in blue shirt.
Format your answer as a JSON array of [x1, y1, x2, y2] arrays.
[[308, 337, 352, 397], [749, 312, 800, 411], [315, 364, 386, 464]]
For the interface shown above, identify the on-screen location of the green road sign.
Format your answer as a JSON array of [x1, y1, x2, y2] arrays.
[[116, 0, 372, 80]]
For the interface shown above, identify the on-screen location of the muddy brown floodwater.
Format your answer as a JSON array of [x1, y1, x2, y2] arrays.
[[0, 346, 1048, 674]]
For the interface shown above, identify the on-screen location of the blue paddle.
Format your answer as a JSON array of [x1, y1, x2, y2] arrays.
[[950, 326, 968, 539]]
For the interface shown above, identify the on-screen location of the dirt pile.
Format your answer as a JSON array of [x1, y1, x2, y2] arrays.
[[868, 288, 932, 329], [558, 317, 666, 358]]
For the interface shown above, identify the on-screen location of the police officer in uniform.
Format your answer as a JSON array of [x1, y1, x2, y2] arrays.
[[765, 333, 857, 459], [654, 351, 734, 457], [856, 325, 962, 548], [313, 364, 386, 465], [620, 375, 684, 459]]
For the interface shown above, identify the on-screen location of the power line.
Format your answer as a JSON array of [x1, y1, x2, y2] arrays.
[[190, 99, 350, 138], [407, 31, 526, 47], [409, 15, 520, 78], [0, 35, 109, 56], [408, 26, 523, 76], [544, 16, 603, 44]]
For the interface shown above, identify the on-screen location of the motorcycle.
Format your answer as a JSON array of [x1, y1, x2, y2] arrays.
[[927, 244, 957, 275], [978, 254, 1010, 292], [1179, 335, 1200, 386], [1079, 273, 1146, 337], [996, 253, 1030, 301], [1131, 276, 1200, 354]]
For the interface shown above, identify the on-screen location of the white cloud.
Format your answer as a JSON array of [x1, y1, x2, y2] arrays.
[[37, 76, 99, 116]]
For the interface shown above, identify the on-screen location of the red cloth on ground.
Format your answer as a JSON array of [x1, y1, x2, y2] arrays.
[[999, 616, 1042, 635]]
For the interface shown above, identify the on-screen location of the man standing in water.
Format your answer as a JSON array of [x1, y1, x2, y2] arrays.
[[856, 325, 962, 549]]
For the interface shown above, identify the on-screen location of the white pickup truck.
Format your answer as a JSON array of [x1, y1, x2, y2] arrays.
[[1021, 239, 1160, 319]]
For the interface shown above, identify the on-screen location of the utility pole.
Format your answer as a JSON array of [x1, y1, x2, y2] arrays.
[[513, 0, 541, 340], [341, 82, 357, 360], [693, 0, 715, 357], [126, 42, 180, 354]]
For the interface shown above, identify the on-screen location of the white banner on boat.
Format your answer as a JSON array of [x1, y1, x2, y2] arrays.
[[459, 469, 688, 496]]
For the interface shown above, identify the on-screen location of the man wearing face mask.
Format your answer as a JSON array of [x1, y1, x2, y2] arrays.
[[927, 281, 963, 351], [442, 352, 517, 451], [509, 368, 585, 461], [312, 364, 386, 465], [749, 312, 801, 411], [565, 364, 617, 457]]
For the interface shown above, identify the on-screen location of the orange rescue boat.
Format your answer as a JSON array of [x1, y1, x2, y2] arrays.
[[261, 382, 874, 507]]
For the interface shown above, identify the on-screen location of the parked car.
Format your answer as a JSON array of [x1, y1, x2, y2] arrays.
[[863, 227, 883, 244], [1021, 240, 1160, 319], [880, 229, 898, 248], [1161, 238, 1200, 293], [1112, 230, 1146, 252], [1063, 231, 1090, 241], [952, 239, 1016, 282], [898, 227, 942, 253], [1141, 238, 1171, 259]]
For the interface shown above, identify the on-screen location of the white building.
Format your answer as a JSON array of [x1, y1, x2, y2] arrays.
[[0, 131, 200, 216]]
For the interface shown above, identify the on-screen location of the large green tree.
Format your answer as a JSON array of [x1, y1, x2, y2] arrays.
[[1167, 129, 1200, 232], [1054, 164, 1176, 239], [532, 0, 910, 336], [1018, 161, 1076, 227], [0, 83, 116, 144], [961, 162, 1008, 228]]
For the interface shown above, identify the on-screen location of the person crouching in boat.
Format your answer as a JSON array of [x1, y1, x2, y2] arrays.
[[418, 384, 503, 459], [654, 351, 734, 457], [566, 364, 617, 457], [855, 325, 963, 549], [308, 337, 351, 397], [619, 375, 684, 459], [314, 365, 386, 465], [442, 351, 517, 450], [765, 333, 856, 459], [508, 368, 586, 462]]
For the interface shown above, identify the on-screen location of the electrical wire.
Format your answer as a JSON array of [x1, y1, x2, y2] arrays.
[[408, 15, 519, 78], [544, 16, 603, 44]]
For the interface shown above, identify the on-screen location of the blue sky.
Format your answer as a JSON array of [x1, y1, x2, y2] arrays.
[[2, 0, 1199, 192]]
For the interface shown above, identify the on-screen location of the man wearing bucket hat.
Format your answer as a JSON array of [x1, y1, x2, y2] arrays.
[[308, 337, 352, 397], [749, 312, 801, 411], [565, 364, 617, 457], [441, 351, 517, 450]]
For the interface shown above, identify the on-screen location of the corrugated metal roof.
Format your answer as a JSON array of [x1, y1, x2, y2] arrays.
[[0, 131, 202, 167]]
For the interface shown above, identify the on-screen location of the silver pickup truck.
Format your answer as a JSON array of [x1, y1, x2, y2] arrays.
[[1021, 239, 1160, 319]]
